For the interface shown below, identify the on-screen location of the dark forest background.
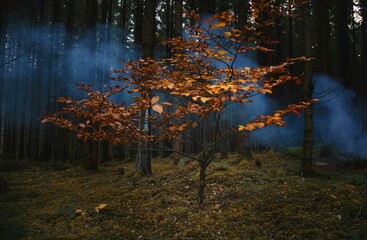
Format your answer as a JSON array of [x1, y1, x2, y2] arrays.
[[1, 0, 367, 163]]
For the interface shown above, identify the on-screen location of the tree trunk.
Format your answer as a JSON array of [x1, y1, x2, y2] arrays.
[[168, 0, 183, 161], [83, 0, 99, 170], [174, 0, 183, 37], [316, 0, 330, 73], [235, 2, 253, 161], [301, 0, 313, 176], [218, 0, 228, 12], [337, 0, 352, 86], [134, 0, 143, 47], [135, 0, 156, 175], [197, 144, 215, 205], [236, 0, 249, 29], [83, 140, 98, 171], [142, 0, 156, 58], [237, 132, 253, 161], [136, 109, 153, 175], [199, 0, 214, 14], [171, 135, 183, 164], [0, 0, 7, 154]]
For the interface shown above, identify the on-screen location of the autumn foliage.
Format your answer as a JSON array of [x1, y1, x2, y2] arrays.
[[43, 11, 314, 204]]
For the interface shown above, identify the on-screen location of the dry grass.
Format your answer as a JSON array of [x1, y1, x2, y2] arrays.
[[0, 150, 366, 239]]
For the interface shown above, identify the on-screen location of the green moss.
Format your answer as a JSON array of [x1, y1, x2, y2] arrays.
[[0, 152, 366, 239], [346, 175, 367, 186]]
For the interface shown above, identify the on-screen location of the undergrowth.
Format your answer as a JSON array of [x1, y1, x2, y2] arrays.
[[0, 150, 366, 239]]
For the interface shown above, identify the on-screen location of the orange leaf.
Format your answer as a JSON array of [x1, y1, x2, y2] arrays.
[[192, 96, 200, 101], [151, 96, 160, 105], [218, 50, 227, 55], [200, 97, 211, 103], [167, 82, 175, 89], [211, 22, 226, 29], [152, 104, 163, 114], [178, 124, 186, 131], [95, 203, 107, 213], [97, 203, 107, 209], [56, 97, 72, 103], [245, 125, 256, 131], [224, 32, 232, 37], [112, 113, 121, 120]]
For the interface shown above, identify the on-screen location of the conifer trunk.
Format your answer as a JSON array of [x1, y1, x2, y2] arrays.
[[301, 1, 313, 176]]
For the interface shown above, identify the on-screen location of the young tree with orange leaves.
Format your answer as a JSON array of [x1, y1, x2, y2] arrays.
[[43, 11, 313, 204]]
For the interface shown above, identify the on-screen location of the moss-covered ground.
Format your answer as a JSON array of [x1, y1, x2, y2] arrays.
[[0, 149, 366, 239]]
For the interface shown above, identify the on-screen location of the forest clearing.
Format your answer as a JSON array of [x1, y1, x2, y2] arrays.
[[1, 148, 366, 240]]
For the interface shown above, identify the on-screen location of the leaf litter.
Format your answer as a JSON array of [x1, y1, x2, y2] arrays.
[[0, 149, 366, 239]]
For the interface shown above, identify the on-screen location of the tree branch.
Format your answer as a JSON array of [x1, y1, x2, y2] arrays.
[[0, 43, 40, 68]]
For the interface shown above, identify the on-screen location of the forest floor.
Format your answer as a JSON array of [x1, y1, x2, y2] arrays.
[[0, 148, 367, 240]]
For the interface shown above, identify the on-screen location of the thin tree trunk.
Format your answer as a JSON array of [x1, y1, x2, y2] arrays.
[[83, 0, 99, 170], [83, 140, 98, 171], [174, 0, 182, 37], [235, 1, 253, 161], [301, 1, 313, 176], [169, 0, 184, 161], [316, 0, 330, 73], [237, 0, 249, 29], [134, 0, 143, 47], [142, 0, 156, 58], [197, 144, 215, 205], [136, 0, 157, 175], [0, 0, 7, 154], [337, 0, 352, 85]]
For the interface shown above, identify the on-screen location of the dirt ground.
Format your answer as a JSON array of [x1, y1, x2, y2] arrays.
[[1, 149, 366, 239]]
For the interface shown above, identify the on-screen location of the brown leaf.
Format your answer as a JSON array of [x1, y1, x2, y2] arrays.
[[152, 104, 163, 114], [151, 96, 160, 105], [56, 97, 72, 103], [214, 204, 221, 209]]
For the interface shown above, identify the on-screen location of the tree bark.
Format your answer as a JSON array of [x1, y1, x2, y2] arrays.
[[134, 0, 143, 46], [174, 0, 183, 37], [316, 0, 330, 73], [236, 0, 249, 29], [337, 0, 352, 86], [142, 0, 156, 58], [135, 0, 157, 175], [235, 1, 253, 161], [0, 0, 7, 154], [197, 144, 215, 205], [83, 0, 99, 170], [83, 140, 98, 171], [237, 132, 253, 161], [301, 0, 313, 176]]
